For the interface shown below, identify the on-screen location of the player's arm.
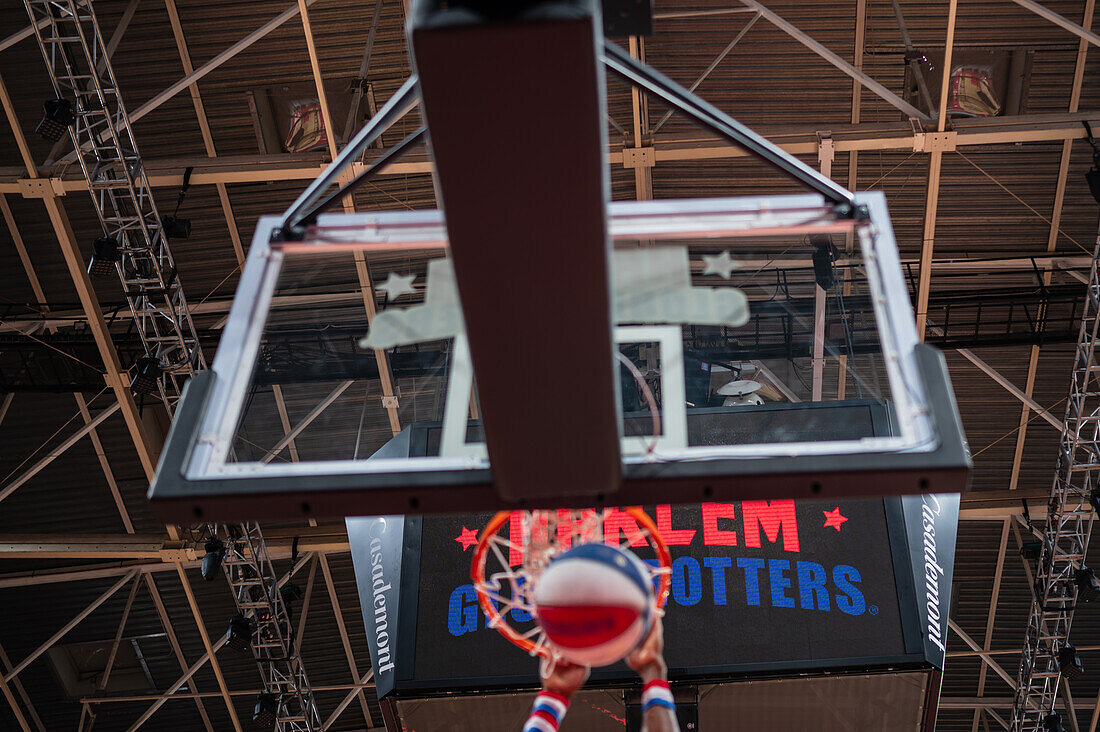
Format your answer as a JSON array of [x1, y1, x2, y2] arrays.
[[523, 659, 589, 732], [627, 619, 680, 732]]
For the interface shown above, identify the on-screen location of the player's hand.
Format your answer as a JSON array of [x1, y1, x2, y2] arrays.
[[626, 617, 667, 683], [541, 657, 590, 698]]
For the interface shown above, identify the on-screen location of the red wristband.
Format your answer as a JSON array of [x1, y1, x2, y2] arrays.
[[643, 679, 671, 694]]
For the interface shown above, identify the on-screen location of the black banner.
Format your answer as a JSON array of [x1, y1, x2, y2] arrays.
[[402, 499, 924, 689]]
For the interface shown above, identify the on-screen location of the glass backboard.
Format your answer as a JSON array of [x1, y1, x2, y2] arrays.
[[150, 192, 969, 521]]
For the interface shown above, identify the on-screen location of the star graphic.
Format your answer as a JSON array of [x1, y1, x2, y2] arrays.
[[455, 527, 479, 551], [702, 250, 739, 279], [823, 507, 848, 531], [378, 271, 416, 302]]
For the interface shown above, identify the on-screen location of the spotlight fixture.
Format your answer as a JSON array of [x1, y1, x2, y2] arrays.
[[1088, 162, 1100, 205], [200, 538, 225, 581], [1043, 712, 1064, 732], [1090, 486, 1100, 514], [1058, 644, 1085, 679], [1020, 538, 1043, 562], [35, 98, 74, 142], [810, 235, 835, 290], [1086, 122, 1100, 204], [227, 614, 255, 652], [1076, 567, 1100, 602], [253, 692, 279, 727], [87, 236, 121, 277], [162, 167, 194, 239], [280, 582, 303, 623], [130, 356, 162, 396], [162, 216, 192, 239]]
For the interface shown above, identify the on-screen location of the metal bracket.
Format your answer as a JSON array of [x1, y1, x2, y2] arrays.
[[817, 131, 835, 167], [16, 177, 65, 199], [159, 541, 192, 562], [913, 131, 957, 153], [381, 395, 400, 410], [622, 146, 656, 169]]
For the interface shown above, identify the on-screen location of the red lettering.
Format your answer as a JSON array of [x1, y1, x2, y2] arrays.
[[702, 503, 738, 546], [604, 507, 648, 548], [556, 508, 598, 551], [656, 504, 696, 545], [742, 500, 800, 552], [508, 511, 550, 566], [508, 511, 524, 566]]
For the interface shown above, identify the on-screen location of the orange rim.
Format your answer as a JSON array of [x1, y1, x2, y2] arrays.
[[470, 508, 673, 658]]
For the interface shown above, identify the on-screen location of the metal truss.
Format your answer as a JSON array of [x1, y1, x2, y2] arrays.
[[21, 2, 324, 730], [218, 523, 322, 732], [24, 0, 202, 406], [1011, 233, 1100, 731]]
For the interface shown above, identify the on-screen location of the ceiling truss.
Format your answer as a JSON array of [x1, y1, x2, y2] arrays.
[[0, 1, 1097, 731]]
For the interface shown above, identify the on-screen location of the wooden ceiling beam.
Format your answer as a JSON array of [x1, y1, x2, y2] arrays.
[[163, 0, 246, 266], [7, 112, 1099, 194], [299, 0, 402, 438], [1007, 0, 1095, 498], [915, 0, 958, 337]]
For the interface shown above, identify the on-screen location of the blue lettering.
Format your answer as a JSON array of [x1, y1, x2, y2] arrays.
[[703, 557, 732, 605], [833, 565, 866, 615], [737, 557, 766, 606], [643, 559, 661, 594], [672, 557, 703, 606], [511, 577, 533, 622], [768, 559, 795, 608], [797, 561, 830, 611], [448, 584, 479, 636]]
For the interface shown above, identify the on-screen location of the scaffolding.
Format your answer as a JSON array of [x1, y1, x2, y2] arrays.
[[25, 0, 201, 406], [220, 523, 322, 731], [22, 2, 322, 729], [1011, 233, 1100, 731]]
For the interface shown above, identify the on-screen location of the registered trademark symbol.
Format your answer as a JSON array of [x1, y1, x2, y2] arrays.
[[868, 605, 879, 615]]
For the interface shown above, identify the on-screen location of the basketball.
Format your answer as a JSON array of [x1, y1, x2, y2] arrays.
[[533, 543, 655, 667]]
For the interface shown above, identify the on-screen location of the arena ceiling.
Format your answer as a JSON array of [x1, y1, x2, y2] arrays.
[[0, 0, 1098, 730]]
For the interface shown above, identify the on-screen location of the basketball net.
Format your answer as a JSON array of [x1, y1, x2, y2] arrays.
[[471, 508, 672, 674]]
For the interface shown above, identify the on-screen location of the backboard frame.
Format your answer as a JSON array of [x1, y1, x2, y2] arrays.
[[149, 192, 970, 522]]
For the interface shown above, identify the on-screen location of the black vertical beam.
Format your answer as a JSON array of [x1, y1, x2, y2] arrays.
[[411, 1, 622, 502]]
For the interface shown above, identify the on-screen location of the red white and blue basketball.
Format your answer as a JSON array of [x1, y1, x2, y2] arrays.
[[533, 543, 654, 667]]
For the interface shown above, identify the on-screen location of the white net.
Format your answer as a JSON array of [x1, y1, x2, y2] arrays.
[[472, 508, 671, 666]]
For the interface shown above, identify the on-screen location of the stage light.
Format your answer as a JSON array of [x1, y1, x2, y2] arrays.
[[130, 356, 162, 396], [253, 693, 279, 727], [810, 235, 835, 290], [35, 98, 74, 142], [716, 379, 765, 407], [87, 237, 121, 277], [163, 167, 194, 239], [1043, 712, 1064, 732], [1089, 486, 1100, 514], [1086, 122, 1100, 204], [280, 582, 303, 623], [1020, 538, 1043, 562], [200, 538, 225, 581], [1088, 164, 1100, 205], [227, 614, 255, 652], [162, 216, 192, 239], [1076, 567, 1100, 602], [1058, 645, 1084, 679]]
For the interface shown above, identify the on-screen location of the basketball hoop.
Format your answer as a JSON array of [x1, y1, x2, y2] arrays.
[[470, 508, 672, 662]]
